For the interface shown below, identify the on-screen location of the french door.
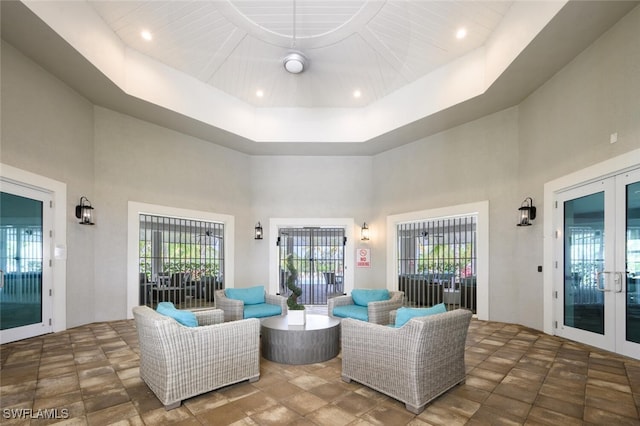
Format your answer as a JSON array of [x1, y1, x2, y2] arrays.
[[554, 168, 640, 359], [0, 179, 53, 344], [278, 227, 345, 305]]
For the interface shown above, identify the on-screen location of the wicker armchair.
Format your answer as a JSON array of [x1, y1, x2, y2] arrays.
[[341, 308, 472, 414], [132, 306, 260, 410], [328, 290, 404, 324], [215, 289, 287, 322]]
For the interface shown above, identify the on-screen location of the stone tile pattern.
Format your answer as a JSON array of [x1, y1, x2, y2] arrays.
[[1, 318, 640, 425]]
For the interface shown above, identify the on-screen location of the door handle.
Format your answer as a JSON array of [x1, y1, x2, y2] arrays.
[[0, 269, 4, 289], [614, 272, 624, 293], [596, 271, 625, 293], [595, 271, 608, 292]]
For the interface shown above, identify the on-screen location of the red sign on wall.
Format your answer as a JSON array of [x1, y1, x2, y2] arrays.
[[356, 248, 370, 268]]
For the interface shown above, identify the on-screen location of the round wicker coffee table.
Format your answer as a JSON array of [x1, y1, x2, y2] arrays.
[[261, 314, 340, 365]]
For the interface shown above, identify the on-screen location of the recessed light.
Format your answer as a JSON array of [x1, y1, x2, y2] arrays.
[[456, 27, 467, 40], [141, 30, 153, 41], [256, 89, 264, 98], [353, 90, 362, 98]]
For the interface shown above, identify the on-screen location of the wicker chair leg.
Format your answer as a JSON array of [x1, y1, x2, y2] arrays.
[[405, 403, 425, 415], [164, 401, 181, 410], [249, 376, 259, 383], [341, 375, 352, 383]]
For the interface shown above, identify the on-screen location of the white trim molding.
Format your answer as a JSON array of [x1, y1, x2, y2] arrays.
[[386, 201, 489, 321], [126, 201, 234, 318]]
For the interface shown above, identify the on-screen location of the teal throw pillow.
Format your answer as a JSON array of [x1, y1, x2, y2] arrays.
[[225, 285, 265, 305], [351, 289, 390, 306], [394, 303, 447, 327], [156, 302, 198, 327]]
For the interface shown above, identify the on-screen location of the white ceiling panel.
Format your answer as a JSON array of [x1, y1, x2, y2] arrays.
[[86, 0, 513, 108]]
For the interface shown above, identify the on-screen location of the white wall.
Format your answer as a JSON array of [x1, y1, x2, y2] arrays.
[[515, 4, 640, 329], [248, 156, 374, 287], [373, 108, 521, 323], [1, 41, 95, 328], [92, 108, 252, 321]]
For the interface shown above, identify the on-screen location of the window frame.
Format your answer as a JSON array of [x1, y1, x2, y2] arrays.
[[127, 201, 234, 318], [386, 201, 489, 320]]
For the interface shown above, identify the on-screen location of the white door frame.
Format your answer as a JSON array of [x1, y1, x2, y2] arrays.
[[543, 147, 640, 335], [0, 163, 67, 340], [552, 178, 617, 352]]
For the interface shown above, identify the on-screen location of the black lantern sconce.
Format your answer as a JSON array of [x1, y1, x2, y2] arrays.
[[75, 196, 95, 225], [517, 197, 537, 227], [361, 222, 370, 241], [254, 222, 263, 240]]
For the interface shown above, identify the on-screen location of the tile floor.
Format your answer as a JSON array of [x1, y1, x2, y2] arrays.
[[1, 315, 640, 426]]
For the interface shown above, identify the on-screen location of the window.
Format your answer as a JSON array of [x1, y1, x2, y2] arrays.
[[397, 214, 477, 312], [138, 214, 224, 309]]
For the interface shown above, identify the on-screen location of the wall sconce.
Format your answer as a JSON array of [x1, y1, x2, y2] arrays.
[[254, 222, 263, 240], [517, 197, 537, 227], [361, 222, 370, 241], [75, 196, 95, 225]]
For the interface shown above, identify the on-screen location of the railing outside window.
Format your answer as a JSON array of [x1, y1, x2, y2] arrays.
[[397, 215, 477, 312]]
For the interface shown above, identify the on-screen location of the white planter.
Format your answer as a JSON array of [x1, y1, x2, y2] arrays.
[[288, 310, 306, 326]]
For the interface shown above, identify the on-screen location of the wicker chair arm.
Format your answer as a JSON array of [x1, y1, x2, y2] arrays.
[[194, 309, 224, 326], [214, 290, 244, 321], [327, 295, 354, 318], [367, 291, 405, 324], [265, 293, 288, 315]]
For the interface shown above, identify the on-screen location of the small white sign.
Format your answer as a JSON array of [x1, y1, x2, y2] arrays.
[[356, 248, 370, 268]]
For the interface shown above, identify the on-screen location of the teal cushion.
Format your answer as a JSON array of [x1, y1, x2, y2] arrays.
[[332, 305, 369, 321], [243, 303, 282, 319], [394, 303, 447, 327], [225, 285, 265, 305], [351, 289, 390, 307], [156, 302, 198, 327]]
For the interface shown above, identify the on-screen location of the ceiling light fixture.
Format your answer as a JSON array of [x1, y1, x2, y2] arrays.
[[283, 0, 307, 75], [283, 52, 307, 74], [456, 27, 467, 39], [141, 30, 153, 41], [256, 89, 264, 98], [353, 89, 362, 98]]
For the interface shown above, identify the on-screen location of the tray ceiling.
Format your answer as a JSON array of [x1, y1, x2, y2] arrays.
[[2, 1, 638, 154]]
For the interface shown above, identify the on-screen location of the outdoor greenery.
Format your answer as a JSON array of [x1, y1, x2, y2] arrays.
[[139, 241, 221, 282], [416, 243, 474, 278]]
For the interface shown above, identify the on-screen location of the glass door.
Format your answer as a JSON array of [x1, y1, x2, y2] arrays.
[[0, 180, 52, 344], [555, 169, 640, 358], [278, 227, 345, 305], [616, 169, 640, 358]]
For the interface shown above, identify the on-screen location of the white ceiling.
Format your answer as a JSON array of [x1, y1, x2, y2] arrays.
[[87, 0, 511, 108], [2, 1, 638, 155]]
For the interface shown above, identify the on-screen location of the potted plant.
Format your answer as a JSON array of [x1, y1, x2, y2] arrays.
[[285, 254, 305, 325]]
